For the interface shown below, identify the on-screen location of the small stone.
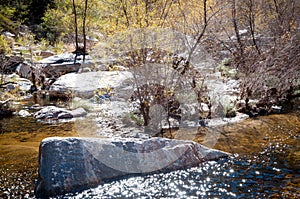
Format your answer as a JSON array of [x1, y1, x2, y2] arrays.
[[18, 110, 31, 117], [6, 83, 16, 90], [71, 108, 87, 117]]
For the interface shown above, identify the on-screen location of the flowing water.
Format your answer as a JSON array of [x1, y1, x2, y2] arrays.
[[0, 109, 299, 198]]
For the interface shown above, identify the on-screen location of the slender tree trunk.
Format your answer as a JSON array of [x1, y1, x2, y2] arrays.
[[186, 0, 208, 63], [72, 0, 79, 63], [120, 0, 130, 27], [231, 0, 244, 65], [247, 0, 261, 55], [83, 0, 88, 63]]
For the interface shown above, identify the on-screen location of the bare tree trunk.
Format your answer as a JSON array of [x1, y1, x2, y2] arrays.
[[120, 0, 130, 27], [186, 0, 208, 63], [83, 0, 88, 63], [231, 0, 243, 63], [72, 0, 79, 63], [247, 0, 261, 54]]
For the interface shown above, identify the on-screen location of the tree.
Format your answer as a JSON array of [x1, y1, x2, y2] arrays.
[[72, 0, 89, 62], [209, 0, 300, 114]]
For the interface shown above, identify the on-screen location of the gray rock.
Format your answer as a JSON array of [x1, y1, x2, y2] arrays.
[[38, 53, 76, 64], [38, 53, 93, 65], [40, 63, 81, 78], [18, 110, 31, 117], [15, 63, 32, 79], [71, 107, 88, 117], [34, 53, 84, 79], [15, 77, 33, 91], [57, 111, 73, 119], [5, 83, 16, 91], [35, 137, 229, 197], [34, 106, 73, 119]]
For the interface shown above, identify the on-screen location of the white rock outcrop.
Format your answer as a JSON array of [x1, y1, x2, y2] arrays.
[[49, 71, 133, 98]]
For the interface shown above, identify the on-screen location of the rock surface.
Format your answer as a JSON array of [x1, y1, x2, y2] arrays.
[[71, 107, 88, 117], [35, 137, 229, 197], [34, 106, 73, 119], [50, 71, 133, 98], [40, 62, 81, 78], [34, 106, 88, 119], [18, 110, 31, 117]]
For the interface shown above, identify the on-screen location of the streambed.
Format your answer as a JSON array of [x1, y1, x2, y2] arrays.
[[1, 110, 299, 198]]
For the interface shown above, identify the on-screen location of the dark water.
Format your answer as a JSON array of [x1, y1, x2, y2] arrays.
[[60, 143, 299, 199]]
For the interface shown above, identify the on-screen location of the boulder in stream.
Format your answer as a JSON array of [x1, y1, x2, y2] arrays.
[[33, 106, 89, 119], [18, 110, 31, 117], [33, 106, 73, 119], [35, 137, 229, 197]]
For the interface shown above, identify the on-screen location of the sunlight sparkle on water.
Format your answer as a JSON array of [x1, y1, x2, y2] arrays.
[[68, 153, 300, 198]]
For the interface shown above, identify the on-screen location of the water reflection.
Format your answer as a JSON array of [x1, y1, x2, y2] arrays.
[[63, 147, 299, 199]]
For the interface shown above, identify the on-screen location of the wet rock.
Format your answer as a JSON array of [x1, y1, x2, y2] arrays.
[[35, 137, 229, 197], [34, 106, 73, 119], [57, 111, 73, 119], [33, 106, 88, 120], [18, 110, 31, 117]]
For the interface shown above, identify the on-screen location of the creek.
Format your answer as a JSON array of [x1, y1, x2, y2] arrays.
[[0, 99, 299, 198]]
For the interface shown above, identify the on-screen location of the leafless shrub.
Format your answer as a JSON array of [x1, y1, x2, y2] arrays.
[[240, 34, 300, 111]]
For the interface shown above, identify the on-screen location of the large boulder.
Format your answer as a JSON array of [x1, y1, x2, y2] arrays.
[[37, 53, 81, 79], [35, 137, 229, 197], [49, 71, 133, 98]]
